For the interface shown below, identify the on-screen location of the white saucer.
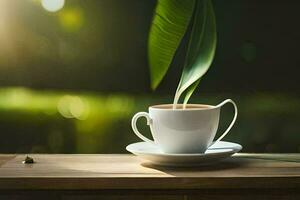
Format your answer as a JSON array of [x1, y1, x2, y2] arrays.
[[126, 141, 242, 167]]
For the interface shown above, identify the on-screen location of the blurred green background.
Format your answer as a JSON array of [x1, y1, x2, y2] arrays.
[[0, 0, 299, 153]]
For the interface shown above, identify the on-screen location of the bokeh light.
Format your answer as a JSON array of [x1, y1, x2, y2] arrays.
[[41, 0, 65, 12], [59, 8, 84, 31], [69, 96, 89, 120], [57, 95, 89, 120]]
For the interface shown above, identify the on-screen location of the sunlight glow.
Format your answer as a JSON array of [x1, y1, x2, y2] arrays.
[[41, 0, 65, 12]]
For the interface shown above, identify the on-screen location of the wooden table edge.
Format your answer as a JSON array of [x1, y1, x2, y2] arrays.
[[0, 177, 299, 190]]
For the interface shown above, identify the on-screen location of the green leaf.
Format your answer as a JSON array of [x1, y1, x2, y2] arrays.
[[148, 0, 195, 90], [183, 79, 200, 108], [176, 0, 217, 103]]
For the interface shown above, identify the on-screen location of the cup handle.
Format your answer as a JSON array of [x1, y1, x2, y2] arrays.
[[131, 112, 155, 144], [213, 99, 238, 143]]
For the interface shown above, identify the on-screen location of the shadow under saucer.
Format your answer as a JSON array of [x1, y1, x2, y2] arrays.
[[140, 156, 250, 173]]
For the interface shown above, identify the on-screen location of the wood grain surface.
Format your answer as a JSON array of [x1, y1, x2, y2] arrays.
[[0, 154, 299, 190], [0, 155, 15, 167]]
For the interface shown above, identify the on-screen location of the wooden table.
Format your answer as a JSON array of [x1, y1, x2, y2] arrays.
[[0, 154, 299, 200]]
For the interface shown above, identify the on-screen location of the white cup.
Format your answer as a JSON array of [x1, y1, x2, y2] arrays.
[[131, 99, 238, 154]]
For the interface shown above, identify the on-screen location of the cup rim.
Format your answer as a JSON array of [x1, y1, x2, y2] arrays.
[[149, 104, 217, 111]]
